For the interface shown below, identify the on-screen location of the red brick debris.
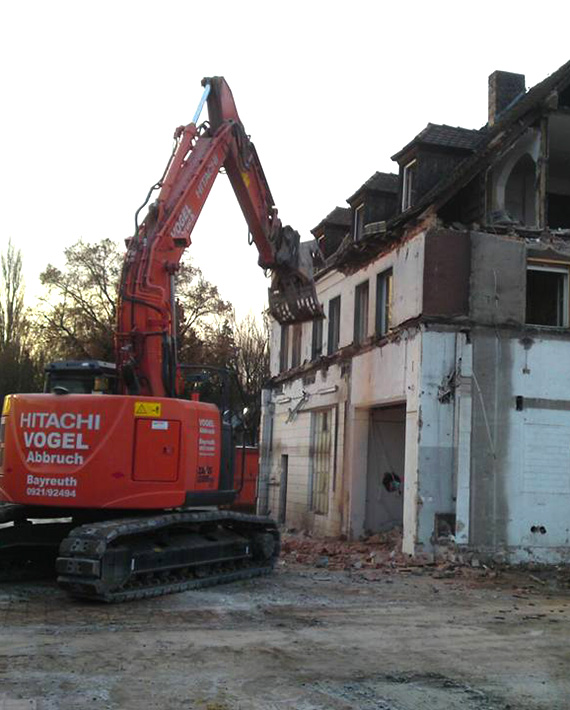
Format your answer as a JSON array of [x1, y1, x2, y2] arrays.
[[280, 528, 414, 572], [279, 529, 570, 591]]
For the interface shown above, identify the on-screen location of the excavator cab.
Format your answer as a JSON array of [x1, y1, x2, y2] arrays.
[[44, 361, 118, 395]]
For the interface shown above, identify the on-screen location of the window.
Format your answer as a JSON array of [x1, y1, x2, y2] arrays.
[[402, 159, 417, 211], [311, 317, 323, 360], [354, 280, 369, 345], [291, 324, 302, 368], [353, 203, 365, 241], [376, 269, 393, 336], [311, 409, 332, 514], [526, 264, 569, 327], [279, 325, 289, 372], [327, 296, 341, 355]]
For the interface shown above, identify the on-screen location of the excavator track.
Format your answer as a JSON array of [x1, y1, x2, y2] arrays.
[[0, 503, 75, 581], [56, 510, 280, 602]]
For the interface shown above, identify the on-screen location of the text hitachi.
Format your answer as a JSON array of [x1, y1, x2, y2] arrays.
[[19, 412, 101, 431]]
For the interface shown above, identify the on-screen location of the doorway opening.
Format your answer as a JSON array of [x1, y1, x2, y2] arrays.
[[364, 404, 406, 533]]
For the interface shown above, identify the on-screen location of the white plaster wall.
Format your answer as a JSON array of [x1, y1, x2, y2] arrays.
[[265, 231, 425, 538], [269, 321, 282, 377], [267, 407, 312, 525], [347, 330, 423, 540], [497, 336, 570, 561], [412, 330, 458, 554], [266, 367, 348, 535], [269, 232, 425, 376]]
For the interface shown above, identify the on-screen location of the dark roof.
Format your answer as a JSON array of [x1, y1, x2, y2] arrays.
[[389, 59, 570, 229], [323, 60, 570, 275], [347, 171, 398, 204], [311, 207, 351, 236], [391, 123, 484, 161]]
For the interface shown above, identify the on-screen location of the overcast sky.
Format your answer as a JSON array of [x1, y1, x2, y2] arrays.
[[2, 1, 568, 320]]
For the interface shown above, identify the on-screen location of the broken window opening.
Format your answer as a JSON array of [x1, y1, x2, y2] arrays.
[[291, 324, 302, 369], [558, 85, 570, 109], [354, 280, 369, 345], [311, 317, 323, 360], [504, 153, 536, 226], [327, 296, 341, 355], [547, 113, 570, 229], [526, 264, 569, 327], [353, 203, 364, 241], [402, 160, 417, 211], [376, 269, 393, 336], [279, 325, 289, 372], [311, 409, 332, 515]]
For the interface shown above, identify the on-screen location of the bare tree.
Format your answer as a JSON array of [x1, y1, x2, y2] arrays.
[[37, 239, 121, 361], [33, 236, 268, 432], [0, 240, 41, 400], [37, 238, 232, 365], [228, 312, 270, 441], [0, 239, 25, 350]]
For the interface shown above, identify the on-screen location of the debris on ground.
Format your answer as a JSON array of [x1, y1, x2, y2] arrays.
[[279, 528, 570, 592]]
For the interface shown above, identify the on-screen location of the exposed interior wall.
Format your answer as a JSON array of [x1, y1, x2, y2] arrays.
[[470, 231, 526, 325], [423, 229, 470, 317], [488, 128, 541, 227], [505, 153, 536, 226]]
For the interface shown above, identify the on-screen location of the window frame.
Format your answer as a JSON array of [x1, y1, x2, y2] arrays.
[[354, 280, 370, 345], [402, 159, 417, 211], [327, 296, 341, 355], [311, 317, 323, 360], [526, 260, 570, 328], [279, 324, 290, 372], [291, 323, 302, 368], [375, 269, 393, 336], [353, 203, 365, 241], [310, 408, 333, 515]]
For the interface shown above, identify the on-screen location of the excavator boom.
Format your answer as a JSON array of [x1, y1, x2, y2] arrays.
[[117, 77, 322, 397]]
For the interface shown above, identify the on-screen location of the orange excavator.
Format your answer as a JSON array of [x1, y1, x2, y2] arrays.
[[0, 78, 322, 601]]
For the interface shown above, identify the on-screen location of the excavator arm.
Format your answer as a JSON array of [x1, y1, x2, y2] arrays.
[[116, 77, 322, 397]]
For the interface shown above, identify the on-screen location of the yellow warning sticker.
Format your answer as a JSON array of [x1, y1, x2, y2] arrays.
[[134, 401, 162, 418], [241, 171, 251, 188], [2, 396, 12, 416]]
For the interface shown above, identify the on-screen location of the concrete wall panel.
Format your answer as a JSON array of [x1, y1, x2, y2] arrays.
[[470, 232, 526, 325]]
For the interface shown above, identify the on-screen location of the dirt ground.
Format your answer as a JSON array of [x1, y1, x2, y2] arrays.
[[0, 534, 569, 710]]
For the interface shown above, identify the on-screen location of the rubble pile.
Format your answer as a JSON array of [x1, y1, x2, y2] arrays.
[[280, 530, 570, 593], [280, 529, 410, 571], [279, 529, 500, 583]]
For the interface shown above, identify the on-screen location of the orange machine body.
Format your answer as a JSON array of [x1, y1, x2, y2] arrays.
[[232, 446, 259, 512], [0, 394, 221, 509]]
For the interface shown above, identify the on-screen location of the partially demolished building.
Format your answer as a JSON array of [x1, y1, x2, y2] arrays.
[[259, 60, 570, 562]]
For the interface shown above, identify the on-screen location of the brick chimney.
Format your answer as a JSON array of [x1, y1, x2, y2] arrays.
[[488, 70, 525, 125]]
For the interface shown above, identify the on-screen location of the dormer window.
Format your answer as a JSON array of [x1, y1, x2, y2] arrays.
[[353, 204, 364, 241], [402, 159, 417, 211]]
